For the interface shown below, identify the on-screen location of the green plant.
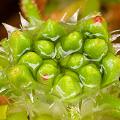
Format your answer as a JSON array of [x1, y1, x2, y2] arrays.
[[0, 0, 120, 120]]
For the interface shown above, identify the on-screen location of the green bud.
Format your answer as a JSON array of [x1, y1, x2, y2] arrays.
[[60, 53, 90, 73], [61, 32, 83, 53], [77, 16, 108, 42], [52, 74, 82, 100], [18, 52, 43, 79], [67, 53, 90, 73], [7, 65, 36, 89], [34, 40, 55, 59], [84, 38, 108, 63], [79, 64, 101, 92], [10, 30, 33, 63], [101, 53, 120, 87], [37, 61, 60, 87], [36, 18, 67, 41]]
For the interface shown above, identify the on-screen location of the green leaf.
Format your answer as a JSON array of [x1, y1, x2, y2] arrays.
[[21, 0, 41, 25]]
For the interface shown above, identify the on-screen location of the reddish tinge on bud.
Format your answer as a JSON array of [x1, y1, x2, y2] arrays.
[[93, 16, 103, 23], [42, 74, 49, 81]]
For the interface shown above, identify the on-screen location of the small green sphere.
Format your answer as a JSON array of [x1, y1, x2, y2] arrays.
[[84, 38, 108, 62], [34, 40, 55, 59]]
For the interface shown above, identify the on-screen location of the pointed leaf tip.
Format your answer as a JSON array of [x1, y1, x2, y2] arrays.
[[2, 23, 18, 38], [19, 12, 30, 28]]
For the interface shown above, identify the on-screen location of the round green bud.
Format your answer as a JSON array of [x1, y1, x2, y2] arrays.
[[7, 65, 36, 89], [18, 52, 43, 79], [52, 74, 82, 100], [36, 18, 67, 41], [37, 61, 59, 87], [79, 64, 101, 92], [61, 31, 83, 53], [10, 30, 33, 63], [77, 16, 108, 42], [34, 40, 55, 59], [101, 53, 120, 87], [67, 53, 90, 73], [84, 38, 108, 62]]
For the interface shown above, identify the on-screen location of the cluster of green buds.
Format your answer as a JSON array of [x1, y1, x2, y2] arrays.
[[0, 10, 120, 120]]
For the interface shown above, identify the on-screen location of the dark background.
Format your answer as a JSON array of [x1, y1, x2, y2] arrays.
[[0, 0, 21, 40], [1, 0, 120, 41]]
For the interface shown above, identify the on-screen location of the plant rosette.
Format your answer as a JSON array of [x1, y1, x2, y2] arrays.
[[0, 8, 120, 120]]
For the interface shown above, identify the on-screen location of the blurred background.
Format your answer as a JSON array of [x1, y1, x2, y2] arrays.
[[0, 0, 20, 40], [1, 0, 120, 40]]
